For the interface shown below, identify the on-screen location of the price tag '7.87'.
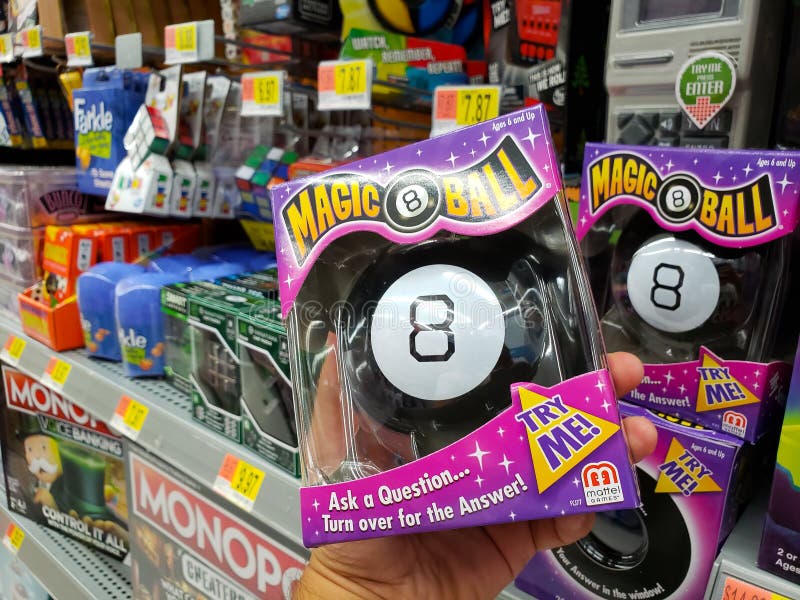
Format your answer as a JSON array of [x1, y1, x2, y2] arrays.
[[214, 454, 265, 512], [432, 85, 501, 137], [241, 71, 285, 117], [65, 32, 93, 67], [110, 396, 149, 441], [318, 59, 373, 111]]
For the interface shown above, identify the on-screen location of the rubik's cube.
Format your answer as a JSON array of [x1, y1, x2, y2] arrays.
[[235, 146, 298, 221]]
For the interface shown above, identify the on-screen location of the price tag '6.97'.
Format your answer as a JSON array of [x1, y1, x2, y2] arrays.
[[432, 85, 501, 137], [214, 454, 265, 512], [241, 71, 285, 117], [318, 59, 373, 111]]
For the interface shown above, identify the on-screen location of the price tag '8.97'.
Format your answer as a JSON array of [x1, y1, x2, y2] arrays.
[[241, 71, 284, 117], [214, 454, 265, 512], [432, 85, 501, 137], [318, 59, 373, 111]]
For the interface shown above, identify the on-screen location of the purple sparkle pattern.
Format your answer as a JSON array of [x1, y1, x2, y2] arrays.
[[623, 347, 790, 443], [299, 369, 639, 547], [577, 144, 800, 248], [517, 402, 745, 600], [271, 105, 562, 318]]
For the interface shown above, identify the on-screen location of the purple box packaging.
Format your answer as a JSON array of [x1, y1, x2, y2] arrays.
[[270, 105, 640, 546], [577, 144, 800, 442], [517, 402, 750, 600], [759, 338, 800, 583]]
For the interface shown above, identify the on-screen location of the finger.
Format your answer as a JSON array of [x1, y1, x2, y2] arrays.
[[527, 512, 596, 552], [608, 352, 644, 397], [622, 415, 658, 463]]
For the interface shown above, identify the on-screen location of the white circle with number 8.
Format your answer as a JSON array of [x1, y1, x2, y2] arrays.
[[665, 185, 692, 213], [370, 264, 505, 402], [396, 185, 429, 219], [627, 237, 720, 333]]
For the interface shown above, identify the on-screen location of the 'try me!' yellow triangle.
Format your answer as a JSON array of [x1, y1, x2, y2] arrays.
[[517, 388, 620, 493], [696, 352, 759, 413], [655, 438, 722, 495]]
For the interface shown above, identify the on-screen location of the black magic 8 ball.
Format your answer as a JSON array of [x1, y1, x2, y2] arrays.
[[608, 214, 784, 362], [342, 229, 554, 456]]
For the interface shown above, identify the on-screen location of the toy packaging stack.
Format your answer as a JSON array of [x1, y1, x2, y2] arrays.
[[576, 144, 800, 442], [759, 339, 800, 583], [0, 364, 129, 560], [127, 443, 305, 600], [237, 298, 297, 476], [518, 402, 754, 600], [270, 105, 641, 545]]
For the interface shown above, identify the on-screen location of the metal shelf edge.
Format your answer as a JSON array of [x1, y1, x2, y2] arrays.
[[0, 320, 304, 553]]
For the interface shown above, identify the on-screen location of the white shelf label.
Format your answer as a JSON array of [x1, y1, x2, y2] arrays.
[[317, 59, 373, 111]]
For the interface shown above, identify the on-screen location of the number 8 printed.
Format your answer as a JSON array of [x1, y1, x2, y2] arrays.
[[409, 295, 455, 362], [650, 263, 684, 311]]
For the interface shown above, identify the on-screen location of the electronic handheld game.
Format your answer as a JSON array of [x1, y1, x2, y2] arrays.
[[341, 228, 579, 458], [510, 0, 562, 65], [607, 213, 786, 363]]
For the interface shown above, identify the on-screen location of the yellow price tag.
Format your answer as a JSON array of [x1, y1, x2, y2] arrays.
[[44, 357, 72, 389], [174, 24, 197, 52], [74, 35, 90, 58], [722, 576, 791, 600], [231, 460, 265, 502], [3, 523, 24, 555], [456, 88, 500, 126], [215, 454, 265, 511], [2, 335, 26, 364], [0, 36, 7, 57], [253, 75, 280, 105], [111, 396, 149, 439], [334, 61, 367, 96], [26, 28, 40, 51]]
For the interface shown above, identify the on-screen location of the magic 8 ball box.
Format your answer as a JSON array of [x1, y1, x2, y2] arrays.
[[128, 443, 305, 600], [270, 105, 640, 546], [0, 364, 129, 560], [577, 143, 800, 442]]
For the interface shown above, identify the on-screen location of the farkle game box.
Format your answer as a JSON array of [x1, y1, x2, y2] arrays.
[[0, 363, 129, 559], [128, 444, 306, 600]]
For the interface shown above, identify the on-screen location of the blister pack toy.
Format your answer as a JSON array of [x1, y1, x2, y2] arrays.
[[519, 402, 755, 600], [577, 144, 800, 442], [271, 105, 640, 546]]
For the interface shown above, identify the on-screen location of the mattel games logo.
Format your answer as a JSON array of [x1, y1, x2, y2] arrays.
[[581, 462, 624, 506], [587, 151, 777, 239], [721, 410, 748, 438]]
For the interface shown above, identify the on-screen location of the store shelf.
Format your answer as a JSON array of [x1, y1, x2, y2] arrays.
[[0, 320, 304, 555], [0, 477, 131, 599], [705, 497, 800, 599]]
